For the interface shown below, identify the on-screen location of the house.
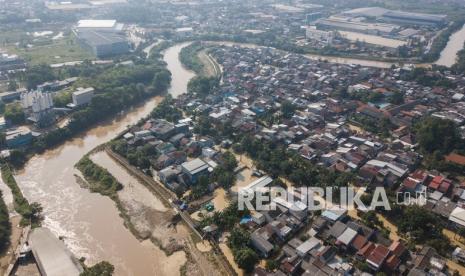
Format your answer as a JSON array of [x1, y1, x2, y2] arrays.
[[181, 158, 210, 184], [452, 247, 465, 263], [251, 232, 273, 257], [367, 244, 390, 271], [449, 207, 465, 229], [251, 212, 266, 225], [296, 237, 321, 257], [321, 207, 347, 222], [335, 227, 357, 248]]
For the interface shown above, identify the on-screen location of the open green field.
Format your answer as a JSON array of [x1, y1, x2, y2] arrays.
[[6, 34, 94, 65]]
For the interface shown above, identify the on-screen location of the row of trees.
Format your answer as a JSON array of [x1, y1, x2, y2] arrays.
[[422, 19, 465, 62], [0, 162, 42, 226], [0, 191, 11, 253], [452, 41, 465, 74]]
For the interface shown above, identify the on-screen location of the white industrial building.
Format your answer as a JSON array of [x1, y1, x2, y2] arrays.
[[74, 20, 130, 58], [306, 26, 334, 45], [70, 87, 95, 108], [20, 91, 55, 127]]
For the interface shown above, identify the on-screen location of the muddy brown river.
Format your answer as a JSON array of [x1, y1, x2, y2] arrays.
[[14, 42, 195, 276]]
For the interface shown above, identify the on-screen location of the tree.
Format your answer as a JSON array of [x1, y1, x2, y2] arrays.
[[4, 103, 25, 125], [265, 259, 279, 271], [388, 91, 404, 105], [228, 228, 250, 249], [415, 117, 461, 154], [80, 261, 114, 276], [7, 80, 18, 91], [280, 100, 296, 119], [234, 248, 259, 272]]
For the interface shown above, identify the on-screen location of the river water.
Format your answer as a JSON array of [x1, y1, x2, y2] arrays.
[[435, 23, 465, 67], [14, 42, 195, 276]]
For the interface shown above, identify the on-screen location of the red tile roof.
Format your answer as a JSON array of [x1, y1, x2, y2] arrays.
[[367, 245, 390, 268], [403, 178, 419, 191], [389, 241, 406, 257], [385, 254, 401, 270], [352, 234, 367, 251], [357, 242, 375, 259], [445, 153, 465, 166]]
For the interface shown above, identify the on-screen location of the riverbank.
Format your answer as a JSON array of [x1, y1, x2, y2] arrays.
[[12, 43, 197, 275]]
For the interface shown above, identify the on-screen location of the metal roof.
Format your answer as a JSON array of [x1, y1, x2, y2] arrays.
[[77, 19, 117, 28], [29, 227, 83, 276]]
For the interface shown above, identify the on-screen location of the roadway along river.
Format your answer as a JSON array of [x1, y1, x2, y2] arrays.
[[14, 42, 195, 276]]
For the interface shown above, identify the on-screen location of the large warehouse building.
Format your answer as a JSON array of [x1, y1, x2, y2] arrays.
[[74, 19, 130, 58], [342, 7, 446, 26]]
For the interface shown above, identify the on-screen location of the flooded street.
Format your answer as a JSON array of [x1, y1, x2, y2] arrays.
[[13, 43, 196, 275], [435, 23, 465, 67]]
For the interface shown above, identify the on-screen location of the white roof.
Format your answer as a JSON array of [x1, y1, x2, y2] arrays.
[[449, 207, 465, 227], [77, 20, 116, 28], [337, 227, 358, 245], [296, 237, 321, 255]]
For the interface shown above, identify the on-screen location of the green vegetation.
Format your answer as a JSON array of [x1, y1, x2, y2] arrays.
[[76, 156, 123, 196], [414, 117, 462, 155], [31, 63, 171, 155], [150, 95, 183, 122], [234, 135, 354, 190], [24, 64, 55, 90], [179, 42, 205, 74], [53, 91, 72, 107], [388, 205, 451, 255], [423, 20, 465, 62], [80, 261, 114, 276], [187, 76, 219, 98], [452, 42, 465, 74], [0, 163, 42, 226], [4, 102, 25, 125], [8, 34, 94, 66], [0, 191, 11, 253], [227, 227, 258, 272], [200, 201, 249, 232], [401, 68, 456, 88]]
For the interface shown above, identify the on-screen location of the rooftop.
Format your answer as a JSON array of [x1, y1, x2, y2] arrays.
[[77, 20, 117, 28], [29, 228, 83, 276]]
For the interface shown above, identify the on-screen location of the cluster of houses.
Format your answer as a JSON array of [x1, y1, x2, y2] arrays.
[[236, 175, 448, 275], [169, 46, 465, 274], [122, 118, 224, 193]]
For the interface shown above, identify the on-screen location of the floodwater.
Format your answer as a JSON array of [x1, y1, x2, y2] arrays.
[[435, 23, 465, 67], [14, 42, 195, 275]]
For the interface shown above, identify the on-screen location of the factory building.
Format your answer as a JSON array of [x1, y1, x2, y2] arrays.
[[382, 11, 447, 26], [20, 91, 55, 128], [342, 7, 446, 26], [306, 12, 323, 24], [74, 20, 130, 58], [70, 87, 95, 108], [315, 17, 399, 35], [5, 126, 32, 148], [0, 53, 26, 73], [306, 27, 334, 45]]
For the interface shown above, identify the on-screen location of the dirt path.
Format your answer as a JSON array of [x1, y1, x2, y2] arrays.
[[0, 216, 23, 275], [197, 49, 220, 78]]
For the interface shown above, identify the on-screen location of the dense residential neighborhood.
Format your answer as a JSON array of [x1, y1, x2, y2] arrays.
[[1, 0, 465, 276]]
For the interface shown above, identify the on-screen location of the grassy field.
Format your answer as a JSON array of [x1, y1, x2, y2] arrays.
[[6, 34, 94, 65]]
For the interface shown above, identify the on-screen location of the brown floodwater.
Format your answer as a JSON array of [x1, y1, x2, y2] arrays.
[[435, 23, 465, 67], [14, 42, 195, 276]]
